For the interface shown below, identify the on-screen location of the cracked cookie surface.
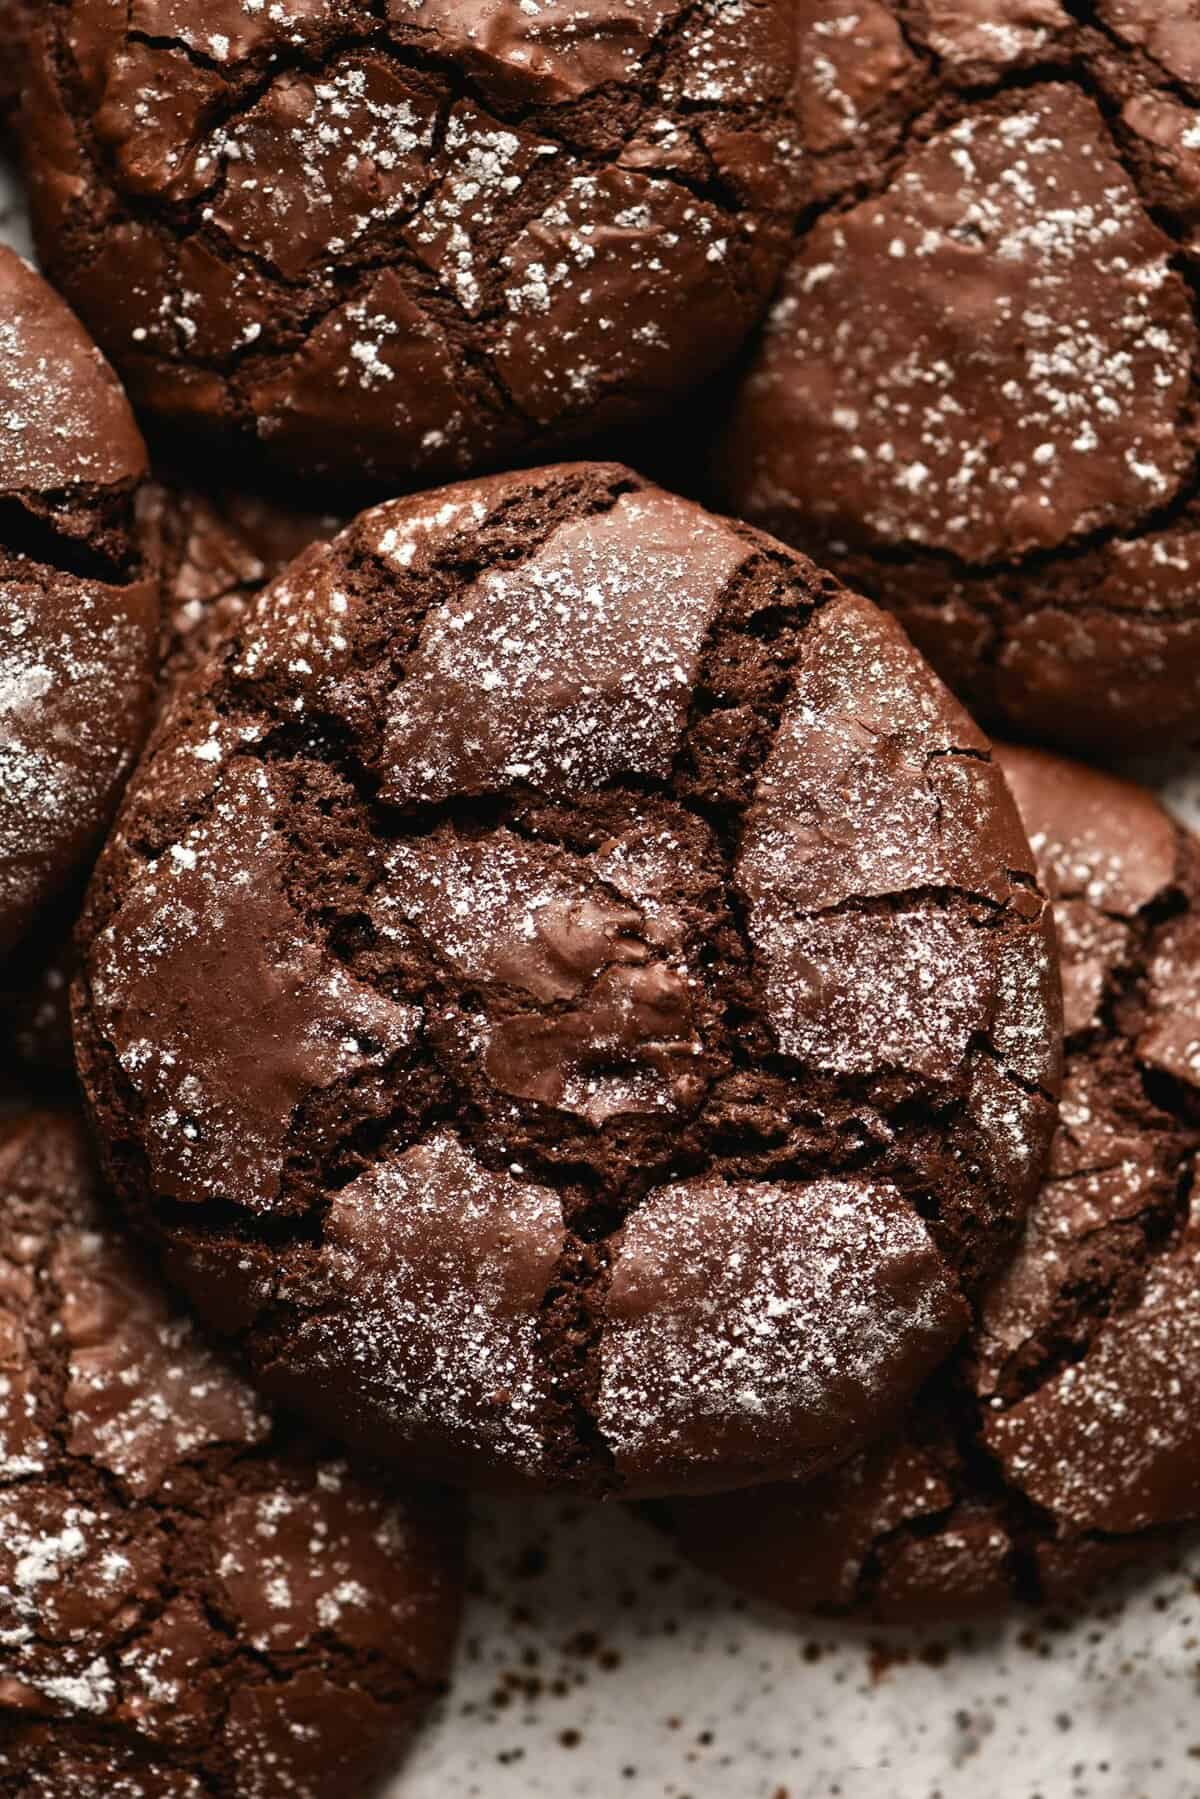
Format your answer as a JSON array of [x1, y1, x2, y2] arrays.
[[0, 1107, 463, 1798], [1, 478, 337, 1080], [716, 2, 1200, 753], [73, 462, 1061, 1499], [663, 744, 1200, 1619], [21, 0, 796, 489], [0, 245, 157, 962], [143, 477, 345, 695]]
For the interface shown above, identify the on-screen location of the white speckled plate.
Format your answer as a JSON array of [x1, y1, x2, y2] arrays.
[[3, 153, 1199, 1799], [405, 1498, 1200, 1799]]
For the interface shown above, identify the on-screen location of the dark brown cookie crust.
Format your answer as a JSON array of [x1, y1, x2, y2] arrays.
[[715, 2, 1200, 754], [73, 462, 1060, 1500], [21, 0, 796, 491], [0, 246, 157, 961], [664, 745, 1200, 1621], [143, 478, 344, 694], [0, 1107, 463, 1798], [0, 481, 335, 1081]]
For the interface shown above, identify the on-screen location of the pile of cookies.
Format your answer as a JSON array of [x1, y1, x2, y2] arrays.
[[1, 1, 1199, 1791]]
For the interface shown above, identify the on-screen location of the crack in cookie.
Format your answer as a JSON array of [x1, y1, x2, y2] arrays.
[[715, 4, 1200, 752], [73, 462, 1062, 1498], [663, 745, 1200, 1618]]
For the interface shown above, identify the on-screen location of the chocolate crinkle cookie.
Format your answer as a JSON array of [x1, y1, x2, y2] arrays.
[[21, 0, 797, 488], [0, 246, 157, 961], [716, 2, 1200, 753], [0, 1107, 463, 1798], [73, 462, 1060, 1499], [142, 479, 343, 691], [664, 745, 1200, 1620], [0, 481, 334, 1080]]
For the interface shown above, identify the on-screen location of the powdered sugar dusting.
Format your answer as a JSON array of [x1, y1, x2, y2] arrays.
[[54, 0, 794, 483], [737, 594, 1020, 910], [53, 1222, 270, 1496], [601, 1174, 966, 1480], [0, 247, 145, 491], [0, 576, 151, 948], [715, 750, 1200, 1616], [791, 0, 917, 159], [0, 1493, 126, 1716], [0, 1111, 458, 1791], [922, 0, 1070, 69], [0, 248, 152, 949], [749, 905, 999, 1078], [1138, 911, 1200, 1088], [402, 0, 680, 101], [207, 57, 438, 278], [90, 759, 421, 1214], [986, 1199, 1200, 1534], [213, 1463, 436, 1654], [286, 1133, 566, 1478], [381, 491, 749, 803], [740, 84, 1194, 560], [495, 167, 741, 415], [81, 468, 1059, 1497], [407, 104, 559, 316]]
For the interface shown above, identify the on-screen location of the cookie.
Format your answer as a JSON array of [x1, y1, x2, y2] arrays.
[[142, 480, 344, 692], [664, 745, 1200, 1619], [0, 246, 157, 960], [0, 480, 333, 1080], [715, 4, 1200, 753], [0, 1106, 462, 1796], [22, 1, 797, 490], [72, 462, 1060, 1499]]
